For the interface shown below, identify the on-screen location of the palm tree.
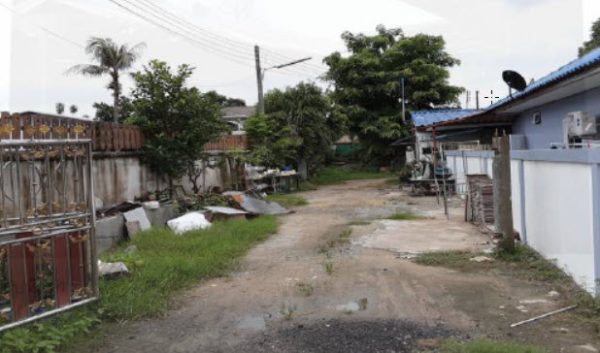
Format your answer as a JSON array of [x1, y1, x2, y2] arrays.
[[69, 37, 144, 123]]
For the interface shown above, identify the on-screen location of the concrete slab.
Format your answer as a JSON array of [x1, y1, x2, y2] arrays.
[[354, 219, 486, 254]]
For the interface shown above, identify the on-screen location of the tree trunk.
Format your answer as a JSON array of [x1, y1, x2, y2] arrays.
[[112, 71, 120, 123]]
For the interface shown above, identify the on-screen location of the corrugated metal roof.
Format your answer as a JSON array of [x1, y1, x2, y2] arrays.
[[411, 109, 481, 127], [487, 46, 600, 112], [221, 106, 256, 119], [424, 47, 600, 129]]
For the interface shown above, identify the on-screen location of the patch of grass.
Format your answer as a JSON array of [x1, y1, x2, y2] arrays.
[[266, 194, 308, 207], [384, 177, 399, 185], [324, 261, 334, 275], [99, 216, 278, 320], [493, 245, 571, 283], [280, 303, 297, 321], [0, 309, 100, 353], [297, 282, 314, 297], [414, 245, 571, 284], [385, 212, 422, 221], [414, 251, 478, 271], [338, 228, 353, 244], [298, 181, 318, 191], [311, 167, 394, 185], [438, 339, 546, 353]]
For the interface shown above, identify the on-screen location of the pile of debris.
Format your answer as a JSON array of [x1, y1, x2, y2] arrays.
[[97, 190, 289, 278]]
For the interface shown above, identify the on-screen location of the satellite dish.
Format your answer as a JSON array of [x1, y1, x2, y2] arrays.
[[502, 70, 527, 92]]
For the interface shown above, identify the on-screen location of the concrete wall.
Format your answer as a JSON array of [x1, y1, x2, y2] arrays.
[[446, 150, 495, 190], [93, 155, 224, 209], [449, 147, 600, 294], [511, 149, 600, 294], [512, 86, 600, 149]]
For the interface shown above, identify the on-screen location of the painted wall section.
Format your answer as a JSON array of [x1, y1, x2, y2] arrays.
[[93, 156, 223, 208], [512, 86, 600, 149], [510, 159, 523, 239], [523, 161, 595, 291], [446, 151, 495, 191]]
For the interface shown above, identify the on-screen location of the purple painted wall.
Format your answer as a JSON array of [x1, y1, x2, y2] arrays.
[[512, 86, 600, 149]]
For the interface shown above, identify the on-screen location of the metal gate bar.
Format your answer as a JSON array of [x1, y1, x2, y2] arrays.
[[0, 139, 97, 332]]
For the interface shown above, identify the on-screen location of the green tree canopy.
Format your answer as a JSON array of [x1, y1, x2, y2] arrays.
[[324, 25, 463, 165], [204, 91, 246, 107], [130, 60, 227, 184], [580, 17, 600, 57], [246, 82, 346, 177], [93, 96, 134, 123]]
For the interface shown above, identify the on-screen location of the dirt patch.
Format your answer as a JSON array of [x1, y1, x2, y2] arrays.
[[80, 180, 600, 353], [224, 319, 457, 353]]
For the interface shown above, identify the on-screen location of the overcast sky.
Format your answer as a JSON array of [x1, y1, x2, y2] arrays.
[[0, 0, 599, 117]]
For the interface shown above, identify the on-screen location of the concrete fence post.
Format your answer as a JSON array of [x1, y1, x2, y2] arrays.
[[493, 135, 515, 252]]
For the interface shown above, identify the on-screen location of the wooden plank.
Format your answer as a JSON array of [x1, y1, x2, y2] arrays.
[[69, 232, 85, 293], [16, 232, 36, 305], [9, 243, 29, 321], [53, 235, 71, 308]]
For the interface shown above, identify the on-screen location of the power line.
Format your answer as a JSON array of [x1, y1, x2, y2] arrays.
[[0, 1, 84, 49], [108, 0, 256, 67], [124, 0, 325, 76], [134, 0, 325, 72], [110, 0, 324, 78]]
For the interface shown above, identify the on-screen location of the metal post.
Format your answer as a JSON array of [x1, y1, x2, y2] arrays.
[[255, 45, 264, 115]]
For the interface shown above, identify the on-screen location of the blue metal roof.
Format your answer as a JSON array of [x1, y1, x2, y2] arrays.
[[411, 109, 481, 127], [487, 46, 600, 111]]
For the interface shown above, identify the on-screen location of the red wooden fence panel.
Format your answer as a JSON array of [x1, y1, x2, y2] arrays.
[[53, 235, 70, 308], [9, 243, 29, 321]]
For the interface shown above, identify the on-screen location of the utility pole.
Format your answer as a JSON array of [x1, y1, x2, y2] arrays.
[[254, 46, 311, 116], [475, 90, 480, 110], [255, 45, 264, 115]]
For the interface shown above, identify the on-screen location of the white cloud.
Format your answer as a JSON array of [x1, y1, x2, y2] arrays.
[[0, 0, 593, 115]]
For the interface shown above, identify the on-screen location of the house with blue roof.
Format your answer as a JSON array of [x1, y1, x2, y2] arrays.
[[436, 47, 600, 295], [399, 108, 483, 164]]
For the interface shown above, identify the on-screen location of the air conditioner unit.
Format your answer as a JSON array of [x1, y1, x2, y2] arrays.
[[565, 111, 596, 136]]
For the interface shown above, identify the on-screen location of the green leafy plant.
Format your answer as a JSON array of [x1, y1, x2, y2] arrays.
[[324, 25, 464, 164], [0, 310, 99, 353]]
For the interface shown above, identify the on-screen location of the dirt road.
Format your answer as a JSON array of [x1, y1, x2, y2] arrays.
[[89, 180, 600, 353]]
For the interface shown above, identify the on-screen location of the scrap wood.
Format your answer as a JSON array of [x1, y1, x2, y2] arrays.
[[510, 305, 577, 328]]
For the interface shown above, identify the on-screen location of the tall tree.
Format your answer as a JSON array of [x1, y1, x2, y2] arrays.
[[55, 102, 65, 115], [129, 60, 227, 192], [204, 91, 246, 107], [69, 37, 144, 123], [580, 17, 600, 57], [246, 82, 346, 178], [324, 25, 463, 165], [93, 97, 134, 123]]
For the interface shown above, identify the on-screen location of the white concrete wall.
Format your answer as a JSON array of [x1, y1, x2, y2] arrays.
[[446, 152, 494, 192], [521, 161, 596, 292], [510, 160, 523, 238]]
